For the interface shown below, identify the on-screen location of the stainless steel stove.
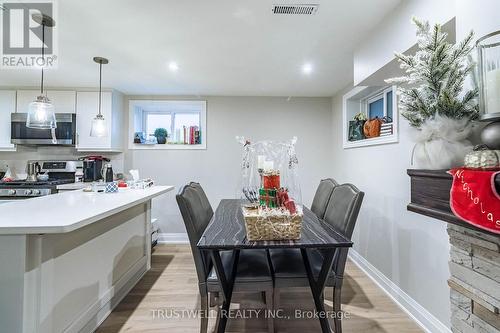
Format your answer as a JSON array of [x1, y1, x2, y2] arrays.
[[0, 160, 81, 201], [0, 180, 74, 198]]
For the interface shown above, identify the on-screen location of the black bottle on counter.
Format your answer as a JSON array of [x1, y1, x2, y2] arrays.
[[103, 163, 114, 182]]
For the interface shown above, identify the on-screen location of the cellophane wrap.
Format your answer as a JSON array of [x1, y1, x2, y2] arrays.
[[236, 136, 303, 241], [237, 136, 302, 206]]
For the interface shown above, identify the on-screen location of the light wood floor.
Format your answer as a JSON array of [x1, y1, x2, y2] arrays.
[[96, 245, 423, 333]]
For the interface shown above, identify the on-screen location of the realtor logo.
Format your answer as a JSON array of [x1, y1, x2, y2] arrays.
[[1, 0, 58, 68]]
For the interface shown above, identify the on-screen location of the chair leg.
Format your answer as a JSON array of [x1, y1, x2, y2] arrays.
[[213, 304, 221, 333], [273, 288, 280, 309], [200, 292, 209, 333], [265, 290, 275, 333], [332, 286, 342, 333]]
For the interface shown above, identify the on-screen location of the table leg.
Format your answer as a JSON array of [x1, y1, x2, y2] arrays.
[[210, 249, 240, 333], [301, 248, 336, 333]]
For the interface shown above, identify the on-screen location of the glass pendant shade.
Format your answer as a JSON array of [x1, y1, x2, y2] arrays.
[[90, 114, 107, 137], [90, 57, 109, 137], [26, 96, 57, 129]]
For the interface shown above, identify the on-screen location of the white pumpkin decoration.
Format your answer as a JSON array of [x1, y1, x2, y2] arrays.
[[464, 146, 500, 169]]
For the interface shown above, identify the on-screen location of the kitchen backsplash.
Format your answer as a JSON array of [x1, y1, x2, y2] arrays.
[[0, 146, 124, 176]]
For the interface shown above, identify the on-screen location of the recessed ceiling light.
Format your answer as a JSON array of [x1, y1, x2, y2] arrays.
[[302, 63, 313, 75], [168, 61, 179, 72]]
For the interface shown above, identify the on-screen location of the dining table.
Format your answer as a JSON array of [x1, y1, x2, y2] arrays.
[[197, 199, 353, 333]]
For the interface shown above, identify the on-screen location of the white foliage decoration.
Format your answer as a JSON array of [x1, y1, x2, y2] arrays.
[[386, 17, 479, 128], [412, 114, 473, 169]]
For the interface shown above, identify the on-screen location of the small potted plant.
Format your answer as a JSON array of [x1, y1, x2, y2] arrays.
[[154, 128, 168, 144]]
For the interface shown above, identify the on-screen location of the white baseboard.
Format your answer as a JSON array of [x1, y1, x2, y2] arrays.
[[348, 250, 451, 333], [157, 232, 189, 244]]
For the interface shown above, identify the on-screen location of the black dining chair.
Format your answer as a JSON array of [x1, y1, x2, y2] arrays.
[[310, 178, 339, 219], [269, 183, 364, 333], [176, 182, 275, 333]]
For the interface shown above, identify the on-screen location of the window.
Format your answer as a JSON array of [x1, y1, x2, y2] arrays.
[[342, 85, 398, 149], [365, 86, 394, 122], [144, 112, 172, 136], [368, 97, 384, 119], [129, 100, 207, 150], [143, 111, 200, 143]]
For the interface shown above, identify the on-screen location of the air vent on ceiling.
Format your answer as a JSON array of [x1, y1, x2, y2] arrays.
[[272, 4, 318, 15]]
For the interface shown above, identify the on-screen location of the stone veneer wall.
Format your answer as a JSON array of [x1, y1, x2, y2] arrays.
[[448, 224, 500, 333]]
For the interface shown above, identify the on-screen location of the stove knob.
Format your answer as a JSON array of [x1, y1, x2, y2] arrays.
[[8, 189, 16, 195], [32, 189, 40, 195], [25, 189, 32, 195]]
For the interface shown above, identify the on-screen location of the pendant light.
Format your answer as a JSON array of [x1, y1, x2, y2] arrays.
[[90, 57, 109, 137], [26, 14, 57, 129]]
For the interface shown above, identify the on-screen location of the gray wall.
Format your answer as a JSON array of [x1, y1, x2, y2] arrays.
[[330, 87, 451, 327], [123, 96, 333, 233]]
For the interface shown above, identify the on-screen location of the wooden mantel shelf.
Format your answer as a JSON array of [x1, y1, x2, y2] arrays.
[[407, 169, 500, 236]]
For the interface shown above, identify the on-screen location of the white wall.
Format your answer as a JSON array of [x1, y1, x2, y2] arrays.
[[123, 96, 333, 234], [341, 0, 500, 331], [456, 0, 500, 39], [331, 88, 451, 328], [353, 0, 456, 85]]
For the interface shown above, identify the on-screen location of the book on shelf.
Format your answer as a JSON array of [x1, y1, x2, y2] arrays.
[[180, 125, 202, 145]]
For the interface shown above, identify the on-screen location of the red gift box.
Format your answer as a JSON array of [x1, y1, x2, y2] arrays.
[[263, 173, 280, 189]]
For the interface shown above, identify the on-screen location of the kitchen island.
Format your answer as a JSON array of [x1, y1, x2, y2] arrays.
[[0, 185, 173, 333]]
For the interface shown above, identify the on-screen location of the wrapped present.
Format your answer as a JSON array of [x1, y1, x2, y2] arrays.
[[238, 137, 303, 240], [259, 188, 277, 208], [285, 199, 297, 214], [263, 170, 280, 189], [277, 189, 289, 207]]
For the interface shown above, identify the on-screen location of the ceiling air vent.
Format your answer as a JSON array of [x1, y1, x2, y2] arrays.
[[272, 4, 318, 15]]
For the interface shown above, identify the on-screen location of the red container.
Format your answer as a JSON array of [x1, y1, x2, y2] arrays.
[[263, 174, 280, 189]]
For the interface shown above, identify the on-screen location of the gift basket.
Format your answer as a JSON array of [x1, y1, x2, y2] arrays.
[[237, 136, 303, 241]]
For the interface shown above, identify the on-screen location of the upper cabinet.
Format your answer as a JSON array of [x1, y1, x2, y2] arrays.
[[9, 89, 123, 152], [0, 90, 16, 151], [16, 90, 76, 113], [75, 91, 123, 152]]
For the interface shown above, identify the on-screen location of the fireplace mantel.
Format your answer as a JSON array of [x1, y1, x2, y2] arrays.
[[409, 169, 500, 332], [407, 169, 500, 236]]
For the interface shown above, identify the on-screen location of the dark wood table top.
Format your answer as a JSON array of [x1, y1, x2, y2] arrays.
[[197, 199, 353, 250]]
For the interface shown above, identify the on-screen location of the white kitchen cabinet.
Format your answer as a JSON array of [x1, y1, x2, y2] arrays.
[[16, 90, 76, 113], [76, 91, 123, 152], [0, 90, 16, 151], [16, 90, 39, 113], [46, 91, 76, 113]]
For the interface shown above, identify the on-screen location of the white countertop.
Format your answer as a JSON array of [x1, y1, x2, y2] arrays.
[[56, 182, 90, 190], [0, 185, 174, 235]]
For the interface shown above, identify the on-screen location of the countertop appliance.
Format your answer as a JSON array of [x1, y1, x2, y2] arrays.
[[80, 156, 110, 182], [0, 160, 82, 201], [11, 113, 77, 146]]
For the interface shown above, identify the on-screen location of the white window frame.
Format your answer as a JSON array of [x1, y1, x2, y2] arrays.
[[342, 85, 398, 149], [364, 86, 394, 121], [128, 100, 207, 150]]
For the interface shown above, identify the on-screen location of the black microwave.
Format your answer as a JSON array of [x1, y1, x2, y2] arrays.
[[11, 113, 76, 145]]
